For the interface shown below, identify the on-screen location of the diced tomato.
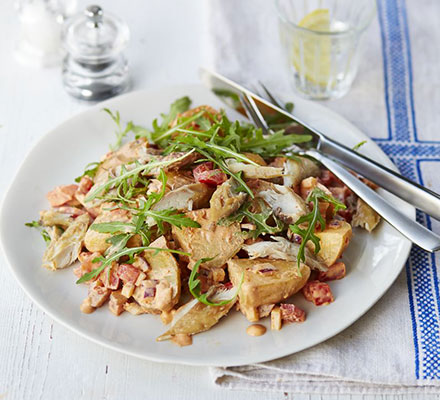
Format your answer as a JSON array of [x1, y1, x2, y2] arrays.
[[88, 280, 111, 307], [78, 176, 94, 194], [302, 281, 334, 306], [329, 186, 352, 204], [223, 282, 233, 290], [100, 264, 120, 290], [337, 209, 353, 223], [280, 303, 306, 323], [193, 162, 227, 186], [319, 170, 343, 187], [46, 184, 79, 207], [318, 262, 346, 282], [117, 263, 140, 285], [75, 251, 102, 279]]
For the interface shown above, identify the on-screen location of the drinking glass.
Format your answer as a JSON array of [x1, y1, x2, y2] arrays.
[[276, 0, 376, 100]]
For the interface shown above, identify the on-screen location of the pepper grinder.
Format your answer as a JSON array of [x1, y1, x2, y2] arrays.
[[62, 5, 130, 101]]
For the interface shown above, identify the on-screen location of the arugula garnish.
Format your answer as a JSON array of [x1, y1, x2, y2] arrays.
[[75, 161, 100, 183], [76, 246, 190, 284], [85, 150, 195, 202], [188, 258, 243, 307], [220, 199, 284, 238], [104, 109, 135, 151], [134, 96, 193, 145], [353, 140, 367, 152], [289, 187, 346, 271], [25, 220, 51, 245]]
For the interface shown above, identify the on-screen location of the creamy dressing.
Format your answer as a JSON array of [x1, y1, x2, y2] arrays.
[[246, 324, 267, 337]]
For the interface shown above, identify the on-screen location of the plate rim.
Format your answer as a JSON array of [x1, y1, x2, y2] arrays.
[[0, 84, 414, 367]]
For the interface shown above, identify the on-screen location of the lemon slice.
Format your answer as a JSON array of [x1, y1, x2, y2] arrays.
[[292, 9, 331, 87]]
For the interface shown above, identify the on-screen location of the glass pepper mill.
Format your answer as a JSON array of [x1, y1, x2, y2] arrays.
[[62, 4, 130, 101]]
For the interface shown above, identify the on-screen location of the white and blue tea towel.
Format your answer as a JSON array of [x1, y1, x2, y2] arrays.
[[207, 0, 440, 394]]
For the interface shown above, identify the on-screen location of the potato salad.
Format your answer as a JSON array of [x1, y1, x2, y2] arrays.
[[27, 97, 380, 346]]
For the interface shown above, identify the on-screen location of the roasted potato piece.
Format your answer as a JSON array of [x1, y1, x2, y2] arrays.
[[172, 209, 244, 270], [84, 209, 131, 253], [134, 236, 181, 313], [300, 176, 333, 200], [227, 258, 310, 322], [152, 183, 213, 212], [42, 213, 90, 270], [226, 159, 283, 179], [308, 220, 352, 266], [157, 286, 236, 341], [352, 198, 380, 232], [209, 179, 247, 221]]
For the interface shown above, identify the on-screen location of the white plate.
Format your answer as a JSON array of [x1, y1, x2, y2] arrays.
[[0, 85, 413, 367]]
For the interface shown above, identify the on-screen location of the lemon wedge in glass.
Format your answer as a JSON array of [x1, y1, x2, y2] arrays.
[[292, 9, 331, 87]]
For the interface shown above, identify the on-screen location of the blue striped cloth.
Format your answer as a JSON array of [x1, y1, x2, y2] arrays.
[[208, 0, 440, 393], [376, 0, 440, 380]]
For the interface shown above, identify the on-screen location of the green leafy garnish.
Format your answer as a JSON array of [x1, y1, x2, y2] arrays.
[[25, 220, 51, 244], [75, 161, 101, 183], [220, 199, 284, 238], [353, 140, 367, 152], [104, 109, 135, 151], [89, 168, 199, 251], [134, 96, 193, 145], [76, 246, 190, 284], [85, 150, 195, 202], [188, 258, 243, 307], [90, 221, 135, 234], [289, 187, 346, 271]]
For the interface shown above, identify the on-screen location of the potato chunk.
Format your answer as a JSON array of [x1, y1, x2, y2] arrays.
[[309, 220, 352, 266], [84, 209, 131, 253], [172, 209, 244, 270], [157, 287, 236, 341], [227, 258, 310, 322]]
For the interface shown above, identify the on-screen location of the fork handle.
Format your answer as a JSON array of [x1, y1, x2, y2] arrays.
[[306, 149, 440, 253], [318, 135, 440, 220]]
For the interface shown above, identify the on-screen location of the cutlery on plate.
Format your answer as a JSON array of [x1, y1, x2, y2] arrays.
[[239, 91, 440, 253], [200, 68, 440, 221]]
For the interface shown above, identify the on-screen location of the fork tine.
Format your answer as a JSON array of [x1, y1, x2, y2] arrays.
[[239, 93, 270, 135], [258, 81, 285, 110]]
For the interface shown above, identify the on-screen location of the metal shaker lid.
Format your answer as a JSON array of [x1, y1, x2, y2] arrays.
[[63, 5, 129, 62]]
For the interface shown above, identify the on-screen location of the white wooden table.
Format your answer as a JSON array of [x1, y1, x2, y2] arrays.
[[0, 1, 434, 399]]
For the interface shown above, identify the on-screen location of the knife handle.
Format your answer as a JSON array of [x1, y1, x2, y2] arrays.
[[306, 149, 440, 253], [318, 135, 440, 220]]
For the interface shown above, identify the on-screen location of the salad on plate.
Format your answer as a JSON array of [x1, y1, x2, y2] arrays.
[[27, 97, 380, 346]]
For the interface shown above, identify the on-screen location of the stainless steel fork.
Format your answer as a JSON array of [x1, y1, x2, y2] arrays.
[[239, 92, 440, 253]]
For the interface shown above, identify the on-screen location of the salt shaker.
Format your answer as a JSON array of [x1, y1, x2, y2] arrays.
[[15, 0, 77, 67], [62, 5, 130, 101]]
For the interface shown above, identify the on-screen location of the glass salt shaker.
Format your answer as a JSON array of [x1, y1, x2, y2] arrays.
[[15, 0, 77, 67], [62, 5, 130, 101]]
